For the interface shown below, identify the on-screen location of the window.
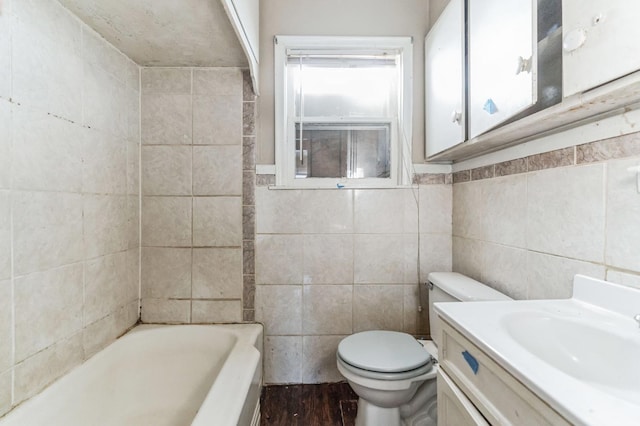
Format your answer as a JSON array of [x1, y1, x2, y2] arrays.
[[274, 36, 413, 187]]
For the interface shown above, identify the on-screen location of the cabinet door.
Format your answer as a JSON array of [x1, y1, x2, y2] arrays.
[[437, 370, 489, 426], [468, 0, 537, 139], [563, 0, 640, 97], [425, 0, 465, 157]]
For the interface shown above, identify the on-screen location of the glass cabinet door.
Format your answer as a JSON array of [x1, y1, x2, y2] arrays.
[[468, 0, 537, 139], [425, 0, 466, 157]]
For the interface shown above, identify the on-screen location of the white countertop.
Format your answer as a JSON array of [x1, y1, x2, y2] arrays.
[[435, 275, 640, 426]]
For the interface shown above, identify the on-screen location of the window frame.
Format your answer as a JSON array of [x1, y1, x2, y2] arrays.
[[274, 35, 413, 188]]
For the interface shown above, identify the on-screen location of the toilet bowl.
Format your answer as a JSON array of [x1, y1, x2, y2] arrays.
[[337, 331, 438, 426], [337, 272, 512, 426]]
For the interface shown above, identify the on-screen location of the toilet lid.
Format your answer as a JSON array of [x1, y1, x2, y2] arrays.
[[337, 331, 432, 373]]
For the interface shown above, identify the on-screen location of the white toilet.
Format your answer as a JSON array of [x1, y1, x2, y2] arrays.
[[336, 272, 512, 426]]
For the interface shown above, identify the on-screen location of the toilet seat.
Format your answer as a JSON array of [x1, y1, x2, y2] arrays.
[[337, 331, 433, 380]]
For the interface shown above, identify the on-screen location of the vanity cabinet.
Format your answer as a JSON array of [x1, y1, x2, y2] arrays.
[[437, 318, 570, 426], [425, 0, 466, 157], [563, 0, 640, 97]]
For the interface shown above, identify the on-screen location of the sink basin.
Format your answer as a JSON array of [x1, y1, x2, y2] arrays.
[[502, 311, 640, 404]]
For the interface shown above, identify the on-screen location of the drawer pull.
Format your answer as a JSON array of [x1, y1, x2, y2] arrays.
[[462, 350, 479, 374]]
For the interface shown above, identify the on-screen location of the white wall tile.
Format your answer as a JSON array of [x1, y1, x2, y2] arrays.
[[141, 68, 191, 94], [302, 285, 352, 335], [14, 264, 83, 362], [83, 62, 128, 138], [83, 195, 128, 258], [302, 336, 345, 383], [302, 190, 353, 233], [84, 252, 130, 325], [403, 284, 419, 334], [483, 175, 527, 248], [527, 164, 606, 263], [192, 146, 242, 195], [13, 333, 83, 405], [141, 247, 192, 298], [13, 191, 83, 275], [264, 336, 302, 384], [605, 157, 640, 272], [354, 189, 418, 234], [606, 270, 640, 290], [192, 300, 242, 323], [12, 107, 83, 192], [419, 233, 452, 281], [0, 369, 11, 417], [126, 138, 140, 196], [193, 68, 242, 96], [303, 234, 353, 285], [141, 93, 192, 145], [12, 22, 82, 122], [141, 299, 190, 324], [82, 129, 127, 194], [451, 237, 483, 282], [256, 235, 304, 284], [81, 27, 133, 84], [193, 197, 242, 247], [0, 101, 10, 189], [12, 0, 81, 53], [142, 196, 192, 247], [141, 145, 192, 196], [82, 301, 138, 358], [192, 248, 242, 298], [193, 95, 242, 145], [0, 0, 11, 101], [0, 280, 12, 372], [255, 285, 302, 335], [419, 185, 452, 234], [255, 187, 304, 234], [0, 192, 10, 280], [452, 181, 484, 240], [481, 243, 527, 299], [353, 285, 403, 332], [526, 251, 605, 300], [354, 234, 417, 284]]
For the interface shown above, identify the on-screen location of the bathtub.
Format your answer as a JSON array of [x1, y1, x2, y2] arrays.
[[0, 324, 263, 426]]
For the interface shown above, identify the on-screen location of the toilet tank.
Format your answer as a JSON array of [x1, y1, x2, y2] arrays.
[[426, 272, 512, 349]]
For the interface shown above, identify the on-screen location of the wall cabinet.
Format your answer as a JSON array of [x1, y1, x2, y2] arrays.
[[467, 0, 536, 139], [425, 0, 466, 157], [563, 0, 640, 97], [425, 0, 640, 161]]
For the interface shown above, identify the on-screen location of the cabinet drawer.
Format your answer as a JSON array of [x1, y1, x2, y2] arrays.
[[438, 369, 489, 426], [439, 319, 570, 426]]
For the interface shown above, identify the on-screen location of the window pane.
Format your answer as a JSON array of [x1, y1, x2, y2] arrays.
[[289, 58, 398, 118], [294, 124, 390, 179]]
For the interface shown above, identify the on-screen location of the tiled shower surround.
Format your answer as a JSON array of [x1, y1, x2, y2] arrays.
[[0, 0, 140, 415], [254, 183, 453, 384], [139, 67, 253, 323], [452, 132, 640, 300]]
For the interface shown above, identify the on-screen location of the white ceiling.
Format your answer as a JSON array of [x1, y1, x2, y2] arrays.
[[59, 0, 249, 67]]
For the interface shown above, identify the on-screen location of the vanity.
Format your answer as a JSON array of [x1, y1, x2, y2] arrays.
[[434, 275, 640, 425]]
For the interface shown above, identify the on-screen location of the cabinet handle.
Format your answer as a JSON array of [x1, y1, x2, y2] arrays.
[[563, 28, 587, 52], [450, 110, 462, 125], [516, 56, 532, 75], [462, 350, 479, 375], [483, 99, 497, 115]]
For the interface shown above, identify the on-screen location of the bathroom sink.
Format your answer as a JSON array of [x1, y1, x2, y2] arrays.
[[502, 311, 640, 404], [435, 275, 640, 425]]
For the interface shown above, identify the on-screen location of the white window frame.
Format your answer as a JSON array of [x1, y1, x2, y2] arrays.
[[274, 35, 413, 188]]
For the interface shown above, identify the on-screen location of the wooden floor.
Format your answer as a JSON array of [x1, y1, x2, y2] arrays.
[[260, 382, 358, 426]]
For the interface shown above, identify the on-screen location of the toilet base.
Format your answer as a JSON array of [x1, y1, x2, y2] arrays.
[[355, 399, 401, 426]]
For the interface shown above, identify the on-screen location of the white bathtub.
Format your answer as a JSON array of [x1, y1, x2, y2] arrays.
[[0, 324, 263, 426]]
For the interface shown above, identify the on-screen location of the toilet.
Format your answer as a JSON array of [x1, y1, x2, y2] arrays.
[[336, 272, 512, 426]]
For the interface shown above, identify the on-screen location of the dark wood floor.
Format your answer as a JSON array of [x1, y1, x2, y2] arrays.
[[261, 382, 358, 426]]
